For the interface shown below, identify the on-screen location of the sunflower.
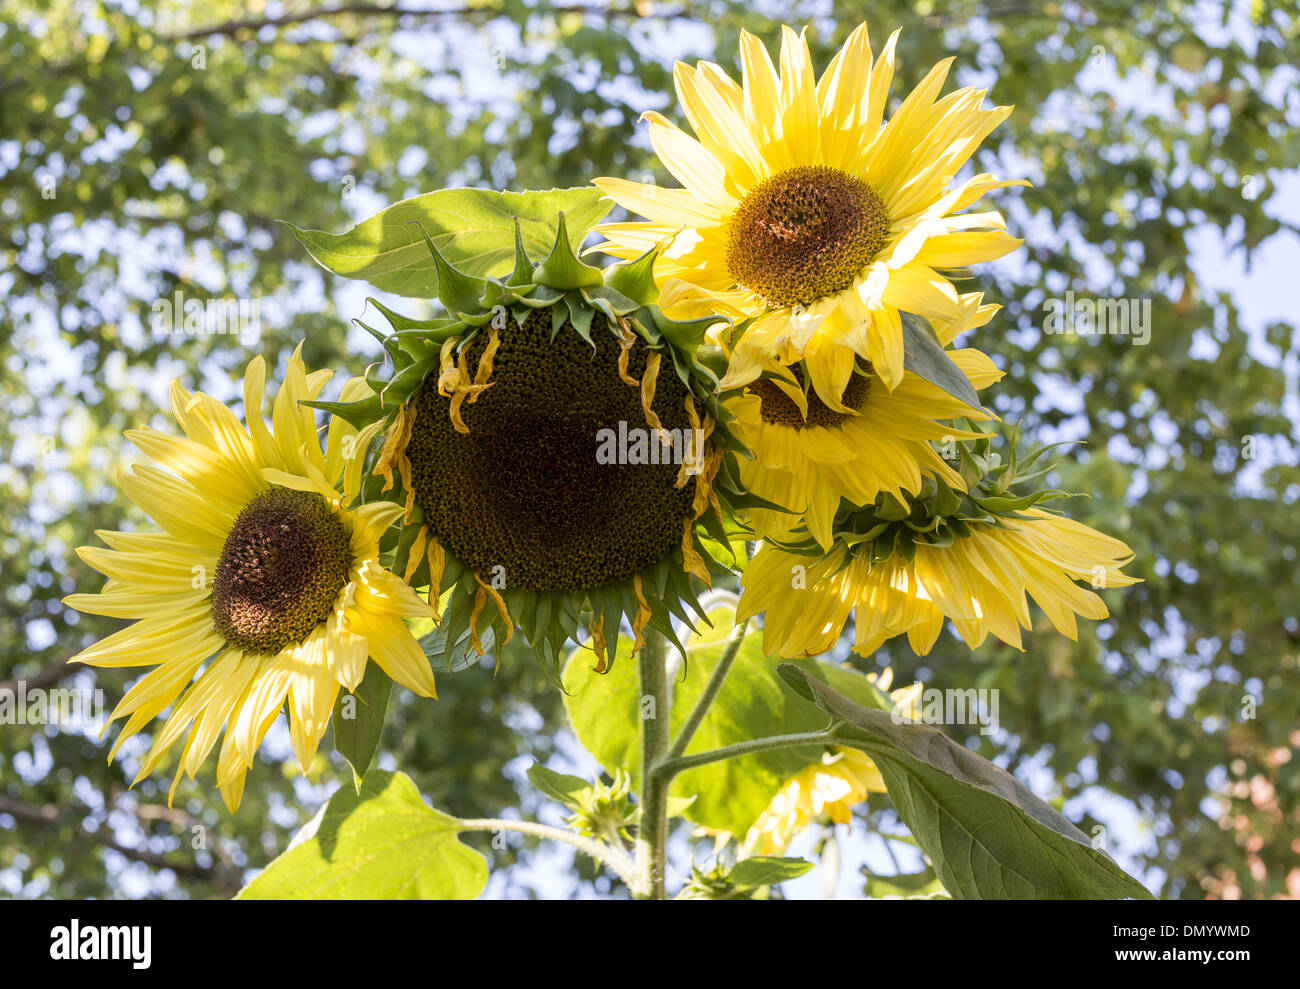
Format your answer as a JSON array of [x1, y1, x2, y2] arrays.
[[64, 348, 439, 810], [730, 344, 1002, 548], [321, 217, 747, 678], [741, 749, 884, 856], [739, 507, 1141, 659], [592, 21, 1026, 402]]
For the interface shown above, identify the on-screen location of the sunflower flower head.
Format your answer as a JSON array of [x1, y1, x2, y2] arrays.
[[64, 347, 440, 811], [593, 21, 1028, 403], [728, 328, 1005, 548], [740, 748, 884, 857], [320, 216, 751, 680], [737, 432, 1142, 658]]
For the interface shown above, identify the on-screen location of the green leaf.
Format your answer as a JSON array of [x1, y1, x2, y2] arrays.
[[238, 771, 487, 900], [863, 867, 949, 899], [900, 311, 984, 411], [289, 187, 610, 297], [667, 627, 832, 836], [526, 763, 592, 812], [331, 663, 392, 783], [777, 665, 1153, 900], [729, 856, 814, 889]]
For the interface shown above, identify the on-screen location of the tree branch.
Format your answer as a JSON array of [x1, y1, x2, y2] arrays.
[[0, 795, 239, 894], [164, 2, 682, 42], [0, 657, 80, 697]]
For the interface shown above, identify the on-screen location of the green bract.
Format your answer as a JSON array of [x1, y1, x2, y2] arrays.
[[768, 429, 1079, 568]]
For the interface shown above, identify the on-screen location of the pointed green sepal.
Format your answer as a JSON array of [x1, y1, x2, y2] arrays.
[[365, 298, 454, 334], [353, 317, 414, 373], [303, 393, 385, 432], [650, 308, 725, 353], [507, 217, 535, 287], [565, 296, 597, 347], [533, 213, 603, 290], [580, 284, 642, 320], [406, 219, 488, 314], [603, 247, 660, 305], [378, 355, 438, 409]]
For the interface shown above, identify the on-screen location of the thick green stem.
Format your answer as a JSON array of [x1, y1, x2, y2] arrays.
[[667, 615, 749, 760], [653, 729, 836, 781], [633, 626, 670, 899], [459, 818, 634, 884]]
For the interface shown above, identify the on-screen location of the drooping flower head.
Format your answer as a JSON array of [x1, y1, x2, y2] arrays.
[[729, 326, 1003, 548], [65, 348, 440, 810], [738, 435, 1141, 658], [322, 217, 749, 679], [594, 22, 1026, 405]]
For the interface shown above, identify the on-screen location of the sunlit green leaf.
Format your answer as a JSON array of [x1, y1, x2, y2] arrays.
[[238, 771, 487, 900], [562, 604, 894, 838], [526, 763, 591, 812], [290, 187, 610, 297], [729, 856, 814, 889]]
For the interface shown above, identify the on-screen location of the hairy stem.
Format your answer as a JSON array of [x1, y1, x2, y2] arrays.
[[667, 615, 749, 760], [633, 626, 670, 899], [653, 729, 836, 780], [459, 818, 634, 884]]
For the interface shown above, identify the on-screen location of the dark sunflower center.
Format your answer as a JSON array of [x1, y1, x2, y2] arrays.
[[405, 308, 698, 593], [748, 362, 873, 429], [726, 164, 887, 309], [210, 488, 351, 655]]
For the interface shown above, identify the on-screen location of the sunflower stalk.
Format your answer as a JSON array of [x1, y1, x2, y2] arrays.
[[631, 623, 846, 898], [653, 729, 840, 780], [633, 626, 671, 899], [667, 614, 750, 760]]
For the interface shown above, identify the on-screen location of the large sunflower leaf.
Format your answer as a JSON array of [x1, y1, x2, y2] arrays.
[[900, 311, 984, 410], [560, 634, 651, 798], [778, 664, 1153, 900], [564, 613, 816, 837], [289, 187, 610, 297], [238, 771, 487, 900]]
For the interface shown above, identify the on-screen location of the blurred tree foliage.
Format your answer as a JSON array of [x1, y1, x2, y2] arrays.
[[1, 0, 1296, 898]]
